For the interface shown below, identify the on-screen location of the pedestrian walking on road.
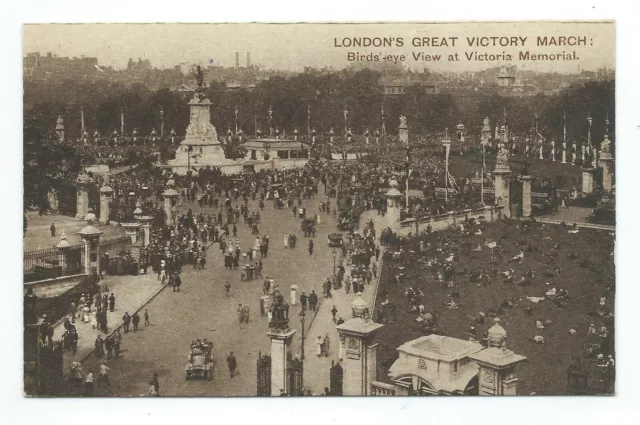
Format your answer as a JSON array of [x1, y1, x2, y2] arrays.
[[243, 304, 250, 323], [372, 263, 378, 279], [224, 280, 231, 297], [290, 286, 297, 306], [316, 336, 323, 357], [122, 312, 131, 333], [50, 223, 56, 237], [132, 312, 140, 332], [227, 352, 237, 378], [331, 306, 338, 323], [237, 304, 244, 324], [105, 337, 113, 359], [375, 246, 380, 262], [144, 309, 150, 326], [308, 240, 314, 256]]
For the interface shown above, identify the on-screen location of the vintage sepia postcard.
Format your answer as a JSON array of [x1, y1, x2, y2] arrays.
[[23, 21, 615, 397]]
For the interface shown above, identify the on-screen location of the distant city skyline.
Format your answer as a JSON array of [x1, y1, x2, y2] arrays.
[[24, 22, 615, 74]]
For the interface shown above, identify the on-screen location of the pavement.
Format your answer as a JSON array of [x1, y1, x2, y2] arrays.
[[54, 272, 169, 372], [296, 209, 386, 395]]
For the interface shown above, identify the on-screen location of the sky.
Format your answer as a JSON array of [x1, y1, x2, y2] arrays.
[[23, 22, 615, 73]]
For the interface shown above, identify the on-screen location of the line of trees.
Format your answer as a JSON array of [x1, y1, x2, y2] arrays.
[[24, 71, 614, 144]]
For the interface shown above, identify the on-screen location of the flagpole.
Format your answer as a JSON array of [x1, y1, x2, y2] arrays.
[[344, 105, 348, 137], [307, 105, 311, 139], [235, 104, 238, 134], [80, 105, 85, 137], [444, 128, 450, 203], [160, 107, 164, 137]]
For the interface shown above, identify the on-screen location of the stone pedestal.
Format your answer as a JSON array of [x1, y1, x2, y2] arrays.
[[137, 216, 153, 246], [266, 328, 297, 396], [599, 153, 614, 192], [398, 124, 408, 145], [469, 347, 527, 395], [122, 223, 141, 244], [521, 175, 533, 218], [163, 188, 180, 227], [98, 185, 114, 225], [75, 184, 92, 220], [493, 166, 512, 219], [581, 168, 595, 194], [78, 219, 103, 277], [384, 180, 403, 231], [337, 318, 384, 396]]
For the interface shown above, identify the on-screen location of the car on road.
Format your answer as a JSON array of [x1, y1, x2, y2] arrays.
[[328, 232, 344, 247], [186, 339, 214, 380]]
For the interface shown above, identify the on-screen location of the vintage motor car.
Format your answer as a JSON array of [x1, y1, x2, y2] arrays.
[[327, 232, 344, 247], [186, 339, 214, 380]]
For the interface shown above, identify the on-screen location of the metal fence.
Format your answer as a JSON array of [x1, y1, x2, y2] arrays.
[[24, 244, 85, 282]]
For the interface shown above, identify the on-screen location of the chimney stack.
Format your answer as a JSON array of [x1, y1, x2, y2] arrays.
[[235, 52, 240, 68], [246, 52, 251, 68]]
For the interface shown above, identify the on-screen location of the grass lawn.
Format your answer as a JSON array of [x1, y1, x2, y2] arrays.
[[374, 219, 615, 395], [24, 212, 127, 252]]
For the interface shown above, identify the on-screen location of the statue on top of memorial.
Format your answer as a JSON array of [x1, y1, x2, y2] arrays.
[[193, 65, 207, 101], [496, 144, 510, 167], [601, 136, 612, 155]]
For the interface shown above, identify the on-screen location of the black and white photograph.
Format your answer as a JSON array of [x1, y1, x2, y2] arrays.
[[21, 20, 617, 398]]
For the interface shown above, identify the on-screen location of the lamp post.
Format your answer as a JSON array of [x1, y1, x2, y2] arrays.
[[299, 309, 306, 387], [332, 249, 337, 276]]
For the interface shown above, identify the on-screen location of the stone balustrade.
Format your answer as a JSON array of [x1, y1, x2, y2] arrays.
[[371, 380, 396, 396]]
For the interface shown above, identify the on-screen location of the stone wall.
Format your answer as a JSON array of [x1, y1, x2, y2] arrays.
[[397, 206, 503, 236], [25, 274, 86, 299]]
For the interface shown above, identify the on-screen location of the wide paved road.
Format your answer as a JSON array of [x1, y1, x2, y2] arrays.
[[83, 187, 338, 396]]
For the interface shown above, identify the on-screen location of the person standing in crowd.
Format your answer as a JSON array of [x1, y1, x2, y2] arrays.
[[84, 368, 94, 397], [132, 312, 140, 332], [308, 290, 318, 311], [108, 293, 116, 312], [375, 245, 380, 262], [227, 352, 237, 378], [316, 335, 323, 357], [300, 292, 308, 311], [122, 312, 131, 333], [99, 361, 110, 386], [323, 333, 331, 357], [94, 334, 104, 358]]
